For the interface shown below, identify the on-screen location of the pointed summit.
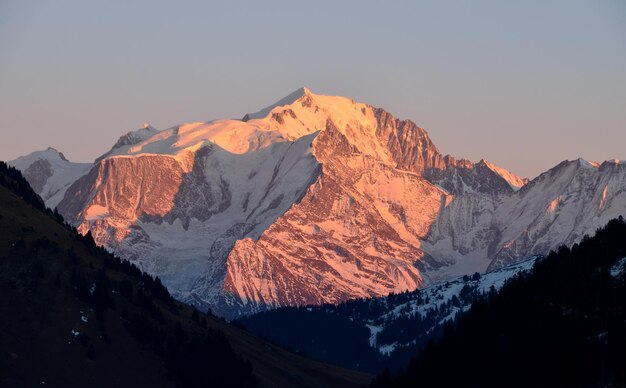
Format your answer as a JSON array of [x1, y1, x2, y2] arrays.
[[142, 122, 157, 131], [8, 147, 91, 208], [242, 87, 311, 121], [111, 124, 159, 150], [43, 147, 69, 161], [92, 124, 160, 164], [13, 147, 70, 164], [479, 159, 528, 190]]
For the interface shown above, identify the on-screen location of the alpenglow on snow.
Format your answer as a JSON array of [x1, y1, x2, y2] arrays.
[[10, 88, 626, 318]]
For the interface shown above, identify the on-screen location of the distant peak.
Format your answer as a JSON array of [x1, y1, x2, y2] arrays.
[[281, 87, 309, 102], [479, 159, 528, 190], [479, 159, 505, 171], [286, 86, 312, 98], [141, 122, 158, 132], [600, 158, 625, 167], [577, 158, 600, 168], [45, 147, 69, 162], [105, 125, 160, 155], [242, 87, 312, 121]]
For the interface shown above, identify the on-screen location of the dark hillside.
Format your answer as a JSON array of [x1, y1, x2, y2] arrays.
[[371, 217, 626, 387], [237, 258, 536, 373], [0, 161, 371, 388]]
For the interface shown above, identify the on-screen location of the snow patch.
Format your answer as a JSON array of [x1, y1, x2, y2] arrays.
[[599, 185, 608, 210], [610, 257, 626, 278], [85, 205, 110, 220], [366, 324, 382, 347], [378, 343, 397, 355], [547, 196, 562, 214]]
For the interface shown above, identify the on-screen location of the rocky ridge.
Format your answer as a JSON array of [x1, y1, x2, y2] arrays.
[[9, 88, 626, 318]]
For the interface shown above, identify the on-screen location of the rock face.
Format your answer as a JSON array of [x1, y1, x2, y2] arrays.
[[10, 89, 626, 318], [221, 125, 445, 315]]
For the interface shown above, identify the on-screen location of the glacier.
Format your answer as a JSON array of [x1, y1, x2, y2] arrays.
[[9, 88, 626, 318]]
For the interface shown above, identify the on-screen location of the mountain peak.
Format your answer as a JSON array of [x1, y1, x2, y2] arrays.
[[600, 158, 626, 168], [480, 159, 528, 190], [93, 124, 161, 163], [576, 158, 600, 168], [112, 125, 159, 149], [44, 147, 69, 161], [142, 122, 157, 131], [242, 87, 311, 121], [12, 147, 70, 164]]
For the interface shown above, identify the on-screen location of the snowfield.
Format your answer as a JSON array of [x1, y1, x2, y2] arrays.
[[9, 88, 626, 318]]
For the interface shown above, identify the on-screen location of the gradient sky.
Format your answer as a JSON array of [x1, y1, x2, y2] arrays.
[[1, 0, 624, 178]]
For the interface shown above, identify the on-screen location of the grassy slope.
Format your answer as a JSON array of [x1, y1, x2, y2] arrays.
[[0, 184, 372, 388]]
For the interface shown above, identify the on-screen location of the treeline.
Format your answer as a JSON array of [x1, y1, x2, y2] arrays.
[[371, 217, 626, 387], [237, 270, 486, 373], [0, 161, 46, 211], [238, 305, 383, 371], [65, 209, 257, 386]]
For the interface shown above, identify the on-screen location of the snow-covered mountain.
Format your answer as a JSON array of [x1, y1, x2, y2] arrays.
[[9, 88, 626, 318], [424, 157, 626, 282], [8, 147, 91, 208]]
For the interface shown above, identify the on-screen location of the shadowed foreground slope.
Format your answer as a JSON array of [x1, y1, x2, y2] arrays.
[[0, 161, 371, 388], [371, 217, 626, 387]]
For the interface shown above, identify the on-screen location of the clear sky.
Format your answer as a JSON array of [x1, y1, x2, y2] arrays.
[[1, 0, 624, 178]]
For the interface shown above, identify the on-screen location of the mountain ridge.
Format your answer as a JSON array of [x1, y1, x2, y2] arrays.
[[8, 88, 625, 318]]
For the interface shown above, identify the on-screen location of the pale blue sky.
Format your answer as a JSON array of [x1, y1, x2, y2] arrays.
[[1, 0, 624, 178]]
